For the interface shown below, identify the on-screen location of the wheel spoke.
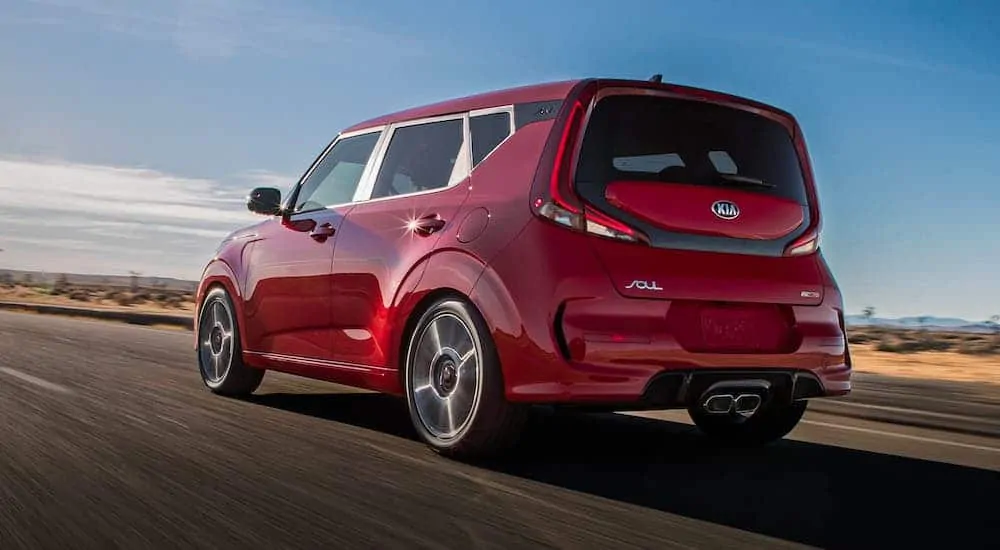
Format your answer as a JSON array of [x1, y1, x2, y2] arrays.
[[457, 348, 475, 370], [411, 343, 435, 385], [444, 398, 456, 435], [219, 306, 233, 333], [218, 345, 231, 379], [456, 364, 477, 396], [448, 320, 474, 359], [452, 357, 477, 421], [427, 319, 444, 355], [437, 317, 461, 349], [414, 385, 441, 425]]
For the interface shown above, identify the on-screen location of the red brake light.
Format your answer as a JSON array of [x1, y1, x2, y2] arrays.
[[533, 83, 647, 244], [549, 100, 585, 215]]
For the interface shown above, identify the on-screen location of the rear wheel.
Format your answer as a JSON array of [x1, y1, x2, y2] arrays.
[[403, 297, 527, 459], [197, 286, 264, 396], [688, 399, 807, 446]]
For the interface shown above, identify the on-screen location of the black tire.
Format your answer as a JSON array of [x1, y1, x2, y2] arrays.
[[197, 286, 264, 396], [403, 297, 527, 459], [688, 399, 808, 446]]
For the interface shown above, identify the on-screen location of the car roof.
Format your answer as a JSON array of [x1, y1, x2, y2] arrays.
[[340, 77, 799, 135], [341, 79, 583, 133]]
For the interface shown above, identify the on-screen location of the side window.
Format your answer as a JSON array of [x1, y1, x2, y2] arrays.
[[370, 118, 465, 200], [470, 112, 511, 167], [293, 131, 381, 213]]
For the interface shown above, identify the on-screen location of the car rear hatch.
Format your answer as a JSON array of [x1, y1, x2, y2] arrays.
[[530, 80, 826, 354]]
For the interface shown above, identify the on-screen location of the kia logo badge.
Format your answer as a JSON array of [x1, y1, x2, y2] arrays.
[[711, 200, 740, 220]]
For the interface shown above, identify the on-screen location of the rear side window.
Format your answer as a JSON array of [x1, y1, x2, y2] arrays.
[[575, 95, 807, 204], [470, 112, 511, 167], [371, 119, 465, 200]]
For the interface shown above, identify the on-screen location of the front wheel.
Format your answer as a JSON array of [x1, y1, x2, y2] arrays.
[[688, 399, 808, 446], [403, 297, 527, 459], [197, 286, 264, 396]]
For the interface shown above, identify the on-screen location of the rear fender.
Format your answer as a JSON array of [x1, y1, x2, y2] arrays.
[[385, 249, 489, 394]]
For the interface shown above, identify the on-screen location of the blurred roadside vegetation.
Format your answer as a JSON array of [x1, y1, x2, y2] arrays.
[[0, 272, 194, 311], [848, 326, 998, 356]]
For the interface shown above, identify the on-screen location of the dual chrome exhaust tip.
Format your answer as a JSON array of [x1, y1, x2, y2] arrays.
[[699, 380, 770, 418], [702, 393, 763, 417]]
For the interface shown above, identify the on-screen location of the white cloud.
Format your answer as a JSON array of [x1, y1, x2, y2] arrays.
[[16, 0, 425, 60], [0, 157, 293, 279], [241, 169, 299, 194]]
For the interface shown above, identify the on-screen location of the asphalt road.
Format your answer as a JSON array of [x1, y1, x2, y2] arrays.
[[1, 311, 998, 550]]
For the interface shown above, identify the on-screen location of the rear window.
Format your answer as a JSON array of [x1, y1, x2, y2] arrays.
[[575, 95, 808, 204]]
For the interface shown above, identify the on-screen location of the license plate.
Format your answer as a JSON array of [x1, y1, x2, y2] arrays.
[[700, 308, 756, 349]]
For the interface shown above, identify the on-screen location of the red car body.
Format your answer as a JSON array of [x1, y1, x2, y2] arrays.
[[196, 77, 851, 452]]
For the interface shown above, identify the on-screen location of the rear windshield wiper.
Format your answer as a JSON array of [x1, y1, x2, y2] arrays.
[[713, 174, 776, 189]]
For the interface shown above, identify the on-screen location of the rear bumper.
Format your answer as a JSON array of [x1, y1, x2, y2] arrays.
[[493, 271, 851, 407], [495, 291, 852, 406], [506, 293, 852, 406], [507, 366, 850, 411], [503, 360, 851, 408]]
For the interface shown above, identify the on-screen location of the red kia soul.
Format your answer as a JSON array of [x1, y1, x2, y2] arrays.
[[195, 76, 852, 458]]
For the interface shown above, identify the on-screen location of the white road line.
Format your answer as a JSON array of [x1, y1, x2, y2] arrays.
[[156, 415, 188, 428], [0, 367, 73, 394], [819, 399, 997, 422], [626, 410, 1000, 453], [801, 420, 1000, 453]]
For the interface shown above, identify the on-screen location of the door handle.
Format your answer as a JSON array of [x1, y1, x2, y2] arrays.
[[412, 214, 446, 236], [309, 222, 336, 241]]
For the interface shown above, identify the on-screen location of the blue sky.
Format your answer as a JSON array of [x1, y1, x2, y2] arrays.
[[0, 0, 998, 320]]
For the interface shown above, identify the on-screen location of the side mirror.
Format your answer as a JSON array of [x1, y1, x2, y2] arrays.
[[247, 187, 282, 216]]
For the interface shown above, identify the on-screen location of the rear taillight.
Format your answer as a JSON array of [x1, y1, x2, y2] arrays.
[[536, 200, 642, 242], [785, 228, 820, 256], [784, 124, 821, 256], [531, 84, 647, 244]]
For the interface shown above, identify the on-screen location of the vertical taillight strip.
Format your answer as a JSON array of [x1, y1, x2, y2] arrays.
[[528, 80, 645, 243], [785, 124, 822, 256]]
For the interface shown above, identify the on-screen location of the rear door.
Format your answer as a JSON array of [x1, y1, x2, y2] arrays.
[[573, 90, 825, 308], [328, 113, 473, 368]]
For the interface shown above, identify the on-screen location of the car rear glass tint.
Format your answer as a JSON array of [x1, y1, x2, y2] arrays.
[[575, 95, 808, 205]]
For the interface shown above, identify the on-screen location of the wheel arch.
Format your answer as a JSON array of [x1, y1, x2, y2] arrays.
[[195, 259, 249, 352], [388, 248, 520, 395]]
